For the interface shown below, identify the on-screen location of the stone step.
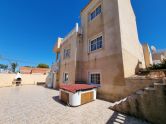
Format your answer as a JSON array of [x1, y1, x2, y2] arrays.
[[121, 100, 131, 114], [113, 104, 122, 112], [144, 87, 155, 95], [111, 97, 127, 106], [154, 83, 166, 95], [109, 79, 166, 124], [136, 90, 144, 95], [163, 78, 166, 84], [154, 83, 166, 90], [128, 95, 138, 116]]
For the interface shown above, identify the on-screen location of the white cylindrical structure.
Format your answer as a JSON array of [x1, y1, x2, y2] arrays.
[[60, 88, 97, 107]]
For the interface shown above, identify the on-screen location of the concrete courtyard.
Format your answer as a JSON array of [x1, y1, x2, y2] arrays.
[[0, 85, 149, 124]]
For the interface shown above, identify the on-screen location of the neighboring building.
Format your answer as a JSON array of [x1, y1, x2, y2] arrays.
[[53, 0, 150, 101], [20, 67, 32, 74], [151, 46, 166, 64], [20, 67, 50, 75], [142, 44, 153, 67]]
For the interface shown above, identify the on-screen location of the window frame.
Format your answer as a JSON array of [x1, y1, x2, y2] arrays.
[[89, 72, 101, 84], [89, 5, 102, 22], [63, 48, 71, 59], [89, 34, 103, 53], [63, 72, 69, 83]]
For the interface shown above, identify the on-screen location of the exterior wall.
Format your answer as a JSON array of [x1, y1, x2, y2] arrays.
[[80, 0, 126, 101], [59, 31, 80, 85], [142, 44, 153, 67], [117, 0, 145, 77], [0, 74, 48, 88], [55, 0, 148, 102]]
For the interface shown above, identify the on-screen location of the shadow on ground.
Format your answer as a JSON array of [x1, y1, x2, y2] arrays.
[[52, 96, 67, 106], [106, 112, 149, 124]]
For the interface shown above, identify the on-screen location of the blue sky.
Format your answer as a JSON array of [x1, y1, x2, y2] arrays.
[[0, 0, 165, 67]]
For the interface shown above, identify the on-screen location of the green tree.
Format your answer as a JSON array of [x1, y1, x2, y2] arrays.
[[148, 59, 166, 70], [11, 62, 18, 72], [0, 64, 8, 70], [37, 64, 49, 68]]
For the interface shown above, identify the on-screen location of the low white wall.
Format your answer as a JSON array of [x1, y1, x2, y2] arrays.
[[0, 74, 48, 87]]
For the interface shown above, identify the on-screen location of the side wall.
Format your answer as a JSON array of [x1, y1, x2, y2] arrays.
[[0, 74, 48, 87], [118, 0, 145, 77], [59, 32, 79, 84]]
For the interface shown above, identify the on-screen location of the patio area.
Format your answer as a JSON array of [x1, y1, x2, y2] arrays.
[[0, 85, 149, 124]]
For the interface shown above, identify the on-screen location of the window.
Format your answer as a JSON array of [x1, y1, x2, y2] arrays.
[[63, 73, 69, 83], [91, 11, 96, 20], [90, 73, 101, 84], [90, 36, 103, 52], [96, 5, 101, 16], [64, 49, 71, 59], [89, 5, 102, 21]]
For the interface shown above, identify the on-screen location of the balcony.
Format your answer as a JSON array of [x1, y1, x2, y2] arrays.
[[53, 23, 82, 53], [62, 23, 82, 43]]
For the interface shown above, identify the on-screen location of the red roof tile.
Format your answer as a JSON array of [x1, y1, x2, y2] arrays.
[[60, 84, 97, 93]]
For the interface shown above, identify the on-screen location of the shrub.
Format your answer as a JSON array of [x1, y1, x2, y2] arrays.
[[148, 59, 166, 70], [37, 64, 49, 68]]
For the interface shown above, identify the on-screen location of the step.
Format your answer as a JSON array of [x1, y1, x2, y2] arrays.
[[154, 83, 166, 90], [163, 78, 166, 84], [154, 83, 166, 95], [121, 100, 130, 114], [136, 90, 144, 95], [144, 87, 155, 95], [114, 104, 122, 112], [128, 95, 138, 116]]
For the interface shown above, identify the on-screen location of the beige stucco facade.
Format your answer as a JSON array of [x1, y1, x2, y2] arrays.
[[53, 0, 149, 102]]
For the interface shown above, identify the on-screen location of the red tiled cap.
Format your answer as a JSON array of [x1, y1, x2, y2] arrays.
[[60, 84, 97, 93]]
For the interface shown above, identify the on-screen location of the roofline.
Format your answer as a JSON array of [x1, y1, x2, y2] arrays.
[[81, 0, 93, 13]]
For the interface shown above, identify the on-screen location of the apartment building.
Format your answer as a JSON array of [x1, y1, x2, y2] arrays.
[[53, 0, 149, 102]]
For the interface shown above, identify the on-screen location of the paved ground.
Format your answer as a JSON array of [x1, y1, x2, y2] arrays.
[[0, 86, 149, 124]]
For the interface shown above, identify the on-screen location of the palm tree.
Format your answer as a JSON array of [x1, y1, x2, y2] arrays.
[[11, 62, 18, 73]]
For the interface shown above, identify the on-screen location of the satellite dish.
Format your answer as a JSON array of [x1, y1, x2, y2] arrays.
[[151, 46, 157, 53]]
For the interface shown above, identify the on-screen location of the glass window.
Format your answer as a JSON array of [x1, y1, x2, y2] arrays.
[[90, 36, 103, 52], [97, 36, 102, 49], [96, 6, 101, 16], [64, 73, 69, 83], [91, 11, 96, 20], [89, 5, 102, 21], [64, 49, 71, 59], [90, 73, 100, 84], [91, 39, 97, 51]]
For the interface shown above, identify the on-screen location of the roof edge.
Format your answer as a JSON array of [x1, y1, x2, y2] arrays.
[[81, 0, 93, 13]]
